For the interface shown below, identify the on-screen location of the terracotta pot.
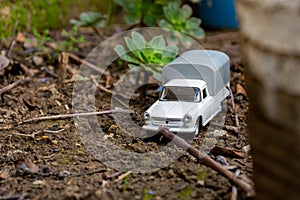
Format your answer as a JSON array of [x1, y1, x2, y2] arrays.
[[236, 0, 300, 199]]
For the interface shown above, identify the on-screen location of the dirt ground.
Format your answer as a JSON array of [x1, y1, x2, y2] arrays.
[[0, 29, 253, 200]]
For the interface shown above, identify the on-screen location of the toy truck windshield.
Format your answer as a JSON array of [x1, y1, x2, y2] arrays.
[[159, 86, 201, 102]]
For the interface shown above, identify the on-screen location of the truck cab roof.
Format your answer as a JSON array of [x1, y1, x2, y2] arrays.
[[164, 79, 206, 89]]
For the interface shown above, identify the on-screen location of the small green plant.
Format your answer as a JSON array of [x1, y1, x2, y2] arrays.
[[159, 2, 205, 44], [178, 185, 192, 200], [70, 12, 107, 37], [31, 27, 84, 52], [32, 29, 53, 49], [122, 174, 131, 192], [114, 0, 180, 27], [59, 27, 85, 51], [196, 169, 206, 180], [114, 31, 178, 79]]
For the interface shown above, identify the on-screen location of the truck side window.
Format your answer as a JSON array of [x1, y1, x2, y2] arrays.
[[194, 88, 201, 102], [202, 88, 207, 99]]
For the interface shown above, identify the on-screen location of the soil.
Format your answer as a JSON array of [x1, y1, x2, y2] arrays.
[[0, 29, 253, 200]]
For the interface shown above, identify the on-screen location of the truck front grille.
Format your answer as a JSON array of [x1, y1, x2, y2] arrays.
[[152, 118, 183, 127]]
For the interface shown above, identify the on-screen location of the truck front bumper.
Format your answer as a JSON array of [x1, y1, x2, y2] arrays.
[[142, 124, 196, 134]]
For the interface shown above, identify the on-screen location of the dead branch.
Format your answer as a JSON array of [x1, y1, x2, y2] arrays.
[[0, 76, 31, 95], [226, 86, 240, 127], [114, 171, 132, 182], [231, 169, 241, 200], [91, 76, 113, 94], [19, 109, 133, 125], [72, 168, 106, 177], [0, 193, 28, 200], [158, 126, 255, 198], [57, 52, 68, 88], [68, 53, 109, 77]]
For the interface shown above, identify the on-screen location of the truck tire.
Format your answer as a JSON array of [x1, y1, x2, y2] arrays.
[[194, 117, 202, 136]]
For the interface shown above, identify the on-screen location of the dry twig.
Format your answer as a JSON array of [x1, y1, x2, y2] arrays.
[[231, 169, 241, 200], [158, 126, 255, 198], [0, 77, 31, 95], [19, 109, 133, 125], [227, 86, 240, 128], [68, 53, 109, 77], [114, 171, 132, 182]]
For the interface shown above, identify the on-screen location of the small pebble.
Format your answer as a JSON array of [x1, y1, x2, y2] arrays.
[[57, 170, 71, 179], [148, 190, 154, 195]]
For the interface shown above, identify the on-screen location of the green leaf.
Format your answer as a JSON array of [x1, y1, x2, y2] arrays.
[[125, 37, 138, 52], [95, 20, 106, 28], [150, 35, 166, 50], [181, 4, 192, 19], [186, 17, 201, 30], [128, 63, 141, 70], [114, 45, 141, 64], [124, 14, 141, 25], [162, 5, 173, 22], [80, 12, 101, 24], [131, 32, 145, 50], [158, 19, 173, 29], [69, 19, 84, 27], [190, 28, 205, 39], [164, 45, 178, 57]]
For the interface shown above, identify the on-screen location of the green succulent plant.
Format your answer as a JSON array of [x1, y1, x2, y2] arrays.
[[159, 2, 205, 45], [114, 0, 180, 27], [114, 31, 178, 80], [70, 12, 107, 36]]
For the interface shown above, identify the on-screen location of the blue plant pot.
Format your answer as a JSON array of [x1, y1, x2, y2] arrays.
[[198, 0, 239, 29]]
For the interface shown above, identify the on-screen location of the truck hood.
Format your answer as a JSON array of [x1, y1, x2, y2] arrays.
[[150, 101, 197, 119]]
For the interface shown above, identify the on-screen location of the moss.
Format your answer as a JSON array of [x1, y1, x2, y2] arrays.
[[0, 0, 116, 39], [178, 185, 193, 200]]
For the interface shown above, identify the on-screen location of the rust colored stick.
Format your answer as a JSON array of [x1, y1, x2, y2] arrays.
[[158, 126, 255, 198]]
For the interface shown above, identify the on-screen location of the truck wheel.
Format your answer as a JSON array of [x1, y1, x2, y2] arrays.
[[194, 118, 202, 136]]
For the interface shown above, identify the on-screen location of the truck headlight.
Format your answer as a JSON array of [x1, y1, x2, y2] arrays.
[[183, 114, 192, 123], [144, 112, 150, 121]]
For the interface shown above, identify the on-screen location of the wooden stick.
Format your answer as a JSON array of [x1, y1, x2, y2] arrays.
[[57, 52, 68, 88], [91, 76, 113, 94], [114, 171, 132, 182], [0, 76, 31, 95], [226, 86, 240, 127], [158, 126, 255, 198], [19, 109, 133, 125], [231, 169, 241, 200], [68, 53, 109, 77]]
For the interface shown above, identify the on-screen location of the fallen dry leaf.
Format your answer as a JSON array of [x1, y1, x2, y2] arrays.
[[0, 169, 10, 179], [236, 83, 247, 96], [16, 32, 26, 43]]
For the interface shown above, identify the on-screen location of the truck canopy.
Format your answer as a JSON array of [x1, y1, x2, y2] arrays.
[[162, 50, 230, 96]]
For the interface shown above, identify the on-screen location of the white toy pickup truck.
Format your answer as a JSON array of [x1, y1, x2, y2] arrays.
[[142, 50, 230, 135]]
